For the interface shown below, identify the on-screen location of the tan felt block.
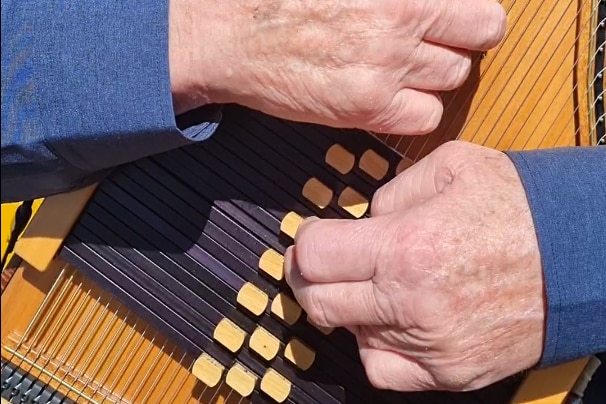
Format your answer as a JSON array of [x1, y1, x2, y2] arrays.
[[284, 338, 316, 371], [270, 293, 302, 325], [302, 177, 333, 208], [259, 249, 284, 281], [226, 363, 257, 397], [359, 149, 389, 180], [280, 212, 303, 239], [325, 144, 355, 175], [192, 353, 224, 387], [261, 368, 292, 403], [213, 318, 246, 353], [237, 282, 269, 316], [338, 187, 369, 218], [396, 157, 414, 175], [249, 326, 281, 361]]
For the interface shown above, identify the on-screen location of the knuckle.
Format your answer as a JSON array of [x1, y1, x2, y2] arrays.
[[392, 222, 439, 277], [349, 74, 383, 109], [434, 140, 470, 162], [380, 90, 443, 135], [415, 98, 443, 134], [433, 140, 485, 176], [482, 3, 507, 48], [435, 369, 483, 391], [438, 139, 464, 152], [413, 301, 451, 335], [446, 52, 472, 89], [389, 227, 423, 271], [365, 105, 404, 134], [362, 360, 390, 390], [366, 369, 389, 390], [346, 74, 402, 125], [373, 110, 407, 133]]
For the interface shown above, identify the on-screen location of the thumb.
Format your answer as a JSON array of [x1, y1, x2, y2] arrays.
[[290, 214, 400, 283], [371, 143, 458, 216]]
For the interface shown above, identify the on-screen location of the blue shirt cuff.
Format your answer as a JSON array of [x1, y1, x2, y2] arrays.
[[506, 147, 606, 368], [1, 0, 220, 202]]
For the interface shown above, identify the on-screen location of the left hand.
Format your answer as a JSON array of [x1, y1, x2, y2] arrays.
[[284, 141, 546, 392], [168, 0, 506, 133]]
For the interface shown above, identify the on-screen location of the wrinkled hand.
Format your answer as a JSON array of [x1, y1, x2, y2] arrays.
[[170, 0, 506, 135], [284, 141, 546, 392]]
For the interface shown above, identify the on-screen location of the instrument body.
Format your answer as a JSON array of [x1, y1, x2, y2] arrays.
[[2, 0, 604, 403], [378, 0, 605, 156]]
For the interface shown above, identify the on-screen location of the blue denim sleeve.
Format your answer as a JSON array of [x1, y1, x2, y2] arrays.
[[506, 147, 606, 368], [1, 0, 221, 203]]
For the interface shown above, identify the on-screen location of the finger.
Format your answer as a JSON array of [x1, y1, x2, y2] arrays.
[[402, 42, 471, 91], [421, 0, 507, 51], [368, 87, 443, 136], [284, 269, 384, 327], [371, 152, 454, 216], [289, 216, 393, 283], [359, 347, 435, 391]]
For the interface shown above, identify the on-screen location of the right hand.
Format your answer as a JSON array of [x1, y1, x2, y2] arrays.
[[284, 141, 546, 392], [169, 0, 506, 135]]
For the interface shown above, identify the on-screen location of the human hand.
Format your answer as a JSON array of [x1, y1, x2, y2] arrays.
[[169, 0, 506, 135], [284, 141, 546, 392]]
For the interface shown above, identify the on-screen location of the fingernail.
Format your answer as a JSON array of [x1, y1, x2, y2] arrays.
[[283, 246, 294, 283], [302, 216, 320, 226]]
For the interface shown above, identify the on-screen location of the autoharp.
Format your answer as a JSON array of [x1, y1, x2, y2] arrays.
[[2, 1, 604, 403]]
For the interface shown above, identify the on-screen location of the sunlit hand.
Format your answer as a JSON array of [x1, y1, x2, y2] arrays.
[[284, 141, 545, 392], [169, 0, 506, 135]]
